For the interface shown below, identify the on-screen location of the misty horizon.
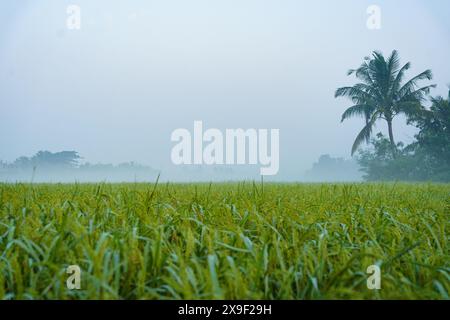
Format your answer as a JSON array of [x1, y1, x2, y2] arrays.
[[1, 0, 450, 181]]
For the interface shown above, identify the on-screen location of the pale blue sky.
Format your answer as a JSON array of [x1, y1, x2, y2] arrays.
[[0, 0, 449, 180]]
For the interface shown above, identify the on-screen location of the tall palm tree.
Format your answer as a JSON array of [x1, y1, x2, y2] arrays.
[[335, 50, 435, 156]]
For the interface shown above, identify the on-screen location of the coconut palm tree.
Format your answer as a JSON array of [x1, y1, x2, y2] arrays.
[[335, 50, 436, 156]]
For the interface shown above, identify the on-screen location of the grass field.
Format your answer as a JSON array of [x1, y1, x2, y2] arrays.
[[0, 182, 448, 300]]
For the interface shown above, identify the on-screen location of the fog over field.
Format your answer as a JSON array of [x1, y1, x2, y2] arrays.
[[1, 0, 449, 182], [0, 1, 449, 304]]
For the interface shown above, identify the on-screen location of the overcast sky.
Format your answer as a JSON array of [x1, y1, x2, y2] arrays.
[[1, 0, 449, 180]]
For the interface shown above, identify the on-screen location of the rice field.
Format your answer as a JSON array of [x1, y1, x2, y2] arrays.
[[0, 182, 448, 300]]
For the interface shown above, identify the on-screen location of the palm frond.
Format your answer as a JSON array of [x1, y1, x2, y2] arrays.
[[390, 62, 411, 96], [351, 113, 378, 155], [397, 70, 433, 98], [334, 86, 377, 103], [399, 84, 436, 103], [387, 50, 401, 79], [341, 104, 374, 122], [369, 51, 390, 95]]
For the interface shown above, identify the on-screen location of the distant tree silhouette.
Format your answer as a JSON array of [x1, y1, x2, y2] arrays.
[[335, 50, 435, 156], [13, 151, 81, 169]]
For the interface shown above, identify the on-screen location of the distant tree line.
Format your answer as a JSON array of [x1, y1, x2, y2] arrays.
[[0, 151, 158, 182], [5, 151, 81, 169], [336, 50, 449, 182], [303, 155, 362, 182]]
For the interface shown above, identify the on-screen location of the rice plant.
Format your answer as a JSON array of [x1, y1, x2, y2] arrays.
[[0, 182, 448, 299]]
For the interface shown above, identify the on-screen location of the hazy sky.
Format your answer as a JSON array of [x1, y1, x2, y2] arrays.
[[1, 0, 449, 180]]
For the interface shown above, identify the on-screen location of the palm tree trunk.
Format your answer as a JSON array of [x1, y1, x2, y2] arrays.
[[387, 119, 397, 158]]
